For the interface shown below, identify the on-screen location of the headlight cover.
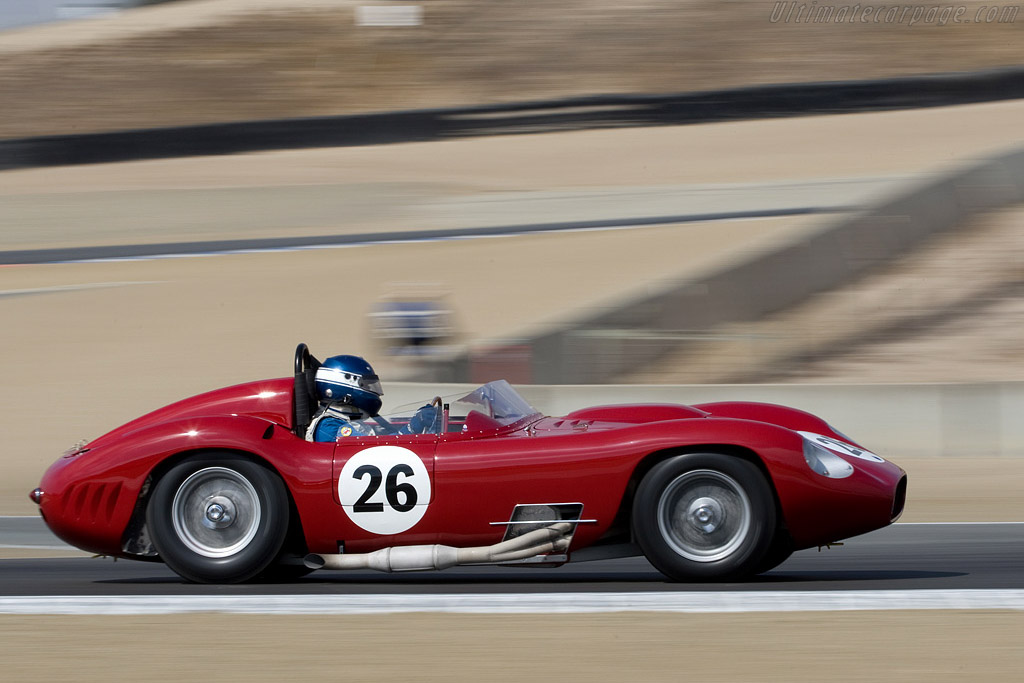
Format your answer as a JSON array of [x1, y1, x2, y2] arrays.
[[802, 437, 854, 479]]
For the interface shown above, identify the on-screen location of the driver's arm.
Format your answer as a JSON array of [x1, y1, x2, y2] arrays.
[[403, 404, 441, 434], [334, 419, 378, 439], [368, 414, 400, 435]]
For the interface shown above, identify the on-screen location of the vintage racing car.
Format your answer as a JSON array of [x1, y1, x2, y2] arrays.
[[31, 344, 907, 583]]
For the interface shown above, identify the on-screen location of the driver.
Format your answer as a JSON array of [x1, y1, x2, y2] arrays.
[[305, 355, 439, 442]]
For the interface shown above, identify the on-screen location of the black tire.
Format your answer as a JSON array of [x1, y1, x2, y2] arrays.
[[147, 453, 290, 584], [633, 453, 776, 581], [753, 533, 795, 575], [258, 557, 316, 582], [258, 511, 314, 581]]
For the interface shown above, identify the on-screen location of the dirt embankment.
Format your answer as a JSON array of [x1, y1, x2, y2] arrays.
[[1, 0, 1022, 138], [2, 611, 1023, 683], [632, 204, 1024, 385]]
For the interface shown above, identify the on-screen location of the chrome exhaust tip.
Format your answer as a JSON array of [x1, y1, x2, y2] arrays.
[[303, 554, 326, 570]]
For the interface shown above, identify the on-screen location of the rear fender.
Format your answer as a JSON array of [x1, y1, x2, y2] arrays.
[[39, 415, 330, 557]]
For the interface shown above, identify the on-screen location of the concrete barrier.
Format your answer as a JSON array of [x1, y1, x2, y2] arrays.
[[385, 381, 1024, 459]]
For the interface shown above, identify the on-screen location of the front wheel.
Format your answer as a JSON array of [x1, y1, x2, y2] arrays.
[[148, 454, 290, 583], [633, 453, 776, 581]]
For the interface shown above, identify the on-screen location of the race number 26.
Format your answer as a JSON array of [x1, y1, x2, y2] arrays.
[[352, 463, 418, 513], [339, 446, 431, 534]]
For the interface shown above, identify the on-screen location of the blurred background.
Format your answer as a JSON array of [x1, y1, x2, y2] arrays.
[[2, 0, 1023, 505]]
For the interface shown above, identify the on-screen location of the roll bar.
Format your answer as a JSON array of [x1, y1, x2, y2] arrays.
[[293, 343, 321, 437]]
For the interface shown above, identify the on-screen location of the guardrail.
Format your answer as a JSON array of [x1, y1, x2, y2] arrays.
[[386, 381, 1024, 458], [2, 66, 1024, 170]]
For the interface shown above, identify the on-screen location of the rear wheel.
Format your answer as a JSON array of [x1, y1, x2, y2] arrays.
[[148, 454, 290, 583], [633, 453, 776, 581], [753, 533, 795, 575]]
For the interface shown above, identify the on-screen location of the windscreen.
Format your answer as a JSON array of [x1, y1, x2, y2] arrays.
[[381, 380, 540, 433], [449, 380, 540, 426]]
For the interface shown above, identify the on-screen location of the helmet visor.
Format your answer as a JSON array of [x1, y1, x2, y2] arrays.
[[359, 375, 383, 397]]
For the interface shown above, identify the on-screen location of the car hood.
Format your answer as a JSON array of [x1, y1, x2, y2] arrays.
[[542, 401, 835, 437], [560, 403, 709, 424], [691, 401, 835, 434]]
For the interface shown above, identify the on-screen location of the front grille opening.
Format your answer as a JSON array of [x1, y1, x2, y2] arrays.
[[891, 475, 908, 521]]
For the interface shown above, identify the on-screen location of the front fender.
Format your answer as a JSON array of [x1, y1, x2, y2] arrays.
[[620, 417, 904, 548]]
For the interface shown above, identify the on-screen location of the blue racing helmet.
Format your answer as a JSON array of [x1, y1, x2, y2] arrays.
[[314, 355, 383, 416]]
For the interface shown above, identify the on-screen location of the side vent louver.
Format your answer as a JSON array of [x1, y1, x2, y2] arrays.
[[68, 482, 123, 524]]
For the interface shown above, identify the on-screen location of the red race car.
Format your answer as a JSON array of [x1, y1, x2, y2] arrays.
[[32, 344, 906, 583]]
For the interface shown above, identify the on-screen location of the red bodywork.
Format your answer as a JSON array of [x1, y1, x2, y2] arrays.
[[36, 378, 906, 562]]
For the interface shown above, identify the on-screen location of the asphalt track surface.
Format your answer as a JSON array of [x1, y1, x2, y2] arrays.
[[1, 523, 1021, 597], [0, 206, 844, 266]]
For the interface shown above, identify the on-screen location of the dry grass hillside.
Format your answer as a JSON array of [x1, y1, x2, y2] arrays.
[[0, 0, 1023, 138]]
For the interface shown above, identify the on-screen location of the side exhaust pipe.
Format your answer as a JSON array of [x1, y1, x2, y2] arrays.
[[305, 522, 574, 573]]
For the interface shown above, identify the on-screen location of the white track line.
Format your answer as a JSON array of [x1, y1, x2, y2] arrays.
[[1, 590, 1023, 615], [0, 281, 162, 297]]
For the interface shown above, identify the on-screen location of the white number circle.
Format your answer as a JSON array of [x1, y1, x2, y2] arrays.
[[798, 431, 885, 462], [338, 446, 431, 534]]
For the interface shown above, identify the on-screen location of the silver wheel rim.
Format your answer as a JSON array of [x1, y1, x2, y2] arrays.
[[657, 469, 752, 562], [171, 467, 261, 558]]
